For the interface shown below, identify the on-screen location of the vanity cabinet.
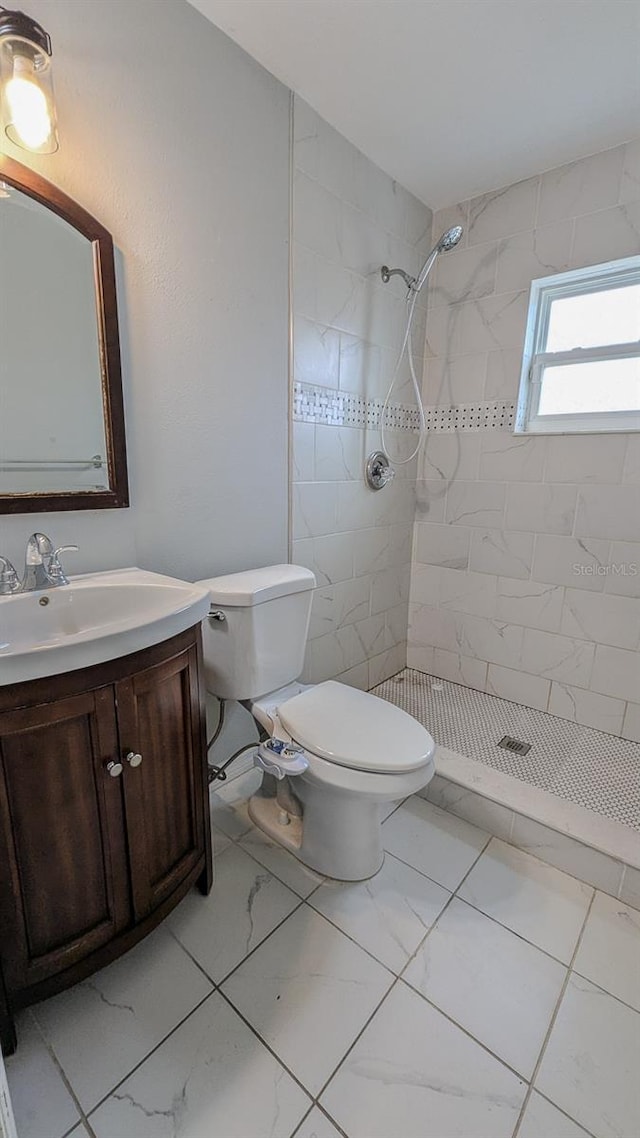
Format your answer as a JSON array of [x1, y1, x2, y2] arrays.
[[0, 626, 212, 1055]]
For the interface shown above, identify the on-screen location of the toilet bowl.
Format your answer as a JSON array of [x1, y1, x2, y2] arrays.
[[198, 565, 435, 880]]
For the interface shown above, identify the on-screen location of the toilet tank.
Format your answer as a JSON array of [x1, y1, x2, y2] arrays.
[[196, 565, 316, 700]]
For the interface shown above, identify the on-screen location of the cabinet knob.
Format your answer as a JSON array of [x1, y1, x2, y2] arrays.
[[106, 760, 123, 778], [126, 751, 143, 768]]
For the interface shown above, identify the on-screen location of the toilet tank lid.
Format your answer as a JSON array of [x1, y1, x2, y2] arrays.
[[196, 564, 316, 607]]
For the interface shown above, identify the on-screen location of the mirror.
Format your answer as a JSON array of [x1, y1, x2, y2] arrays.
[[0, 156, 128, 512]]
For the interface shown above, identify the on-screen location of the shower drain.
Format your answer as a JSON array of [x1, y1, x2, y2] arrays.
[[497, 735, 532, 756]]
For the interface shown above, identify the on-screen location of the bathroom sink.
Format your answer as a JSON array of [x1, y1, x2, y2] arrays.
[[0, 568, 211, 685]]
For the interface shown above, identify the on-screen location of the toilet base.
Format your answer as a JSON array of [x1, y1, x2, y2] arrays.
[[248, 780, 385, 881]]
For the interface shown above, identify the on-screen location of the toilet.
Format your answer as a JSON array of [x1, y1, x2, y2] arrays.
[[198, 565, 435, 880]]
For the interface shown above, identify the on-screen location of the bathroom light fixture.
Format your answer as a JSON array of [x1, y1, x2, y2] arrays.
[[0, 7, 58, 153]]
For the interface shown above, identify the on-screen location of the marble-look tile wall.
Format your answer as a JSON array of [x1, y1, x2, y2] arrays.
[[409, 138, 640, 741], [291, 97, 432, 689]]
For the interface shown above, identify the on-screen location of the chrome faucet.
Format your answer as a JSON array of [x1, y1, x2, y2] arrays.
[[0, 556, 20, 595], [21, 533, 78, 592]]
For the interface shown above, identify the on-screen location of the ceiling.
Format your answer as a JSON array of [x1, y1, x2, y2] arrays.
[[188, 0, 640, 210]]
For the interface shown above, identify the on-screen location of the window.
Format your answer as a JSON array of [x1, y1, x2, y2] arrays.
[[515, 255, 640, 434]]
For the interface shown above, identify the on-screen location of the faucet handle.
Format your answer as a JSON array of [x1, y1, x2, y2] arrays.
[[48, 545, 79, 585], [0, 556, 20, 595]]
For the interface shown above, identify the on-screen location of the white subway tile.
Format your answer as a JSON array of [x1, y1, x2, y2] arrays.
[[505, 484, 577, 536], [414, 523, 470, 570], [414, 480, 447, 523], [407, 641, 435, 673], [436, 567, 497, 618], [386, 601, 410, 646], [470, 528, 534, 579], [575, 485, 640, 542], [538, 146, 625, 224], [621, 702, 640, 743], [520, 629, 595, 687], [432, 648, 488, 690], [430, 241, 498, 307], [371, 565, 410, 615], [445, 481, 506, 528], [571, 200, 640, 269], [495, 220, 573, 293], [544, 434, 627, 485], [486, 664, 550, 711], [622, 436, 640, 484], [420, 433, 481, 482], [603, 543, 640, 598], [484, 348, 523, 401], [561, 588, 640, 651], [620, 137, 640, 205], [292, 421, 315, 482], [293, 316, 340, 387], [468, 177, 539, 245], [454, 613, 524, 669], [591, 644, 640, 703], [294, 170, 342, 262], [495, 578, 564, 632], [291, 533, 353, 586], [423, 353, 488, 406], [510, 816, 624, 898], [423, 777, 513, 841], [532, 535, 610, 591], [293, 481, 338, 539], [309, 576, 371, 639], [548, 682, 625, 735], [338, 333, 382, 396], [315, 425, 365, 482], [368, 643, 406, 688], [479, 434, 546, 482]]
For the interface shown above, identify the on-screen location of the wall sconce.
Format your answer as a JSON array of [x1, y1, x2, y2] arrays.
[[0, 8, 58, 153]]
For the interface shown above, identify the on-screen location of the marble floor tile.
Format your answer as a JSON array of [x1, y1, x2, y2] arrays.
[[309, 852, 450, 973], [517, 1091, 592, 1138], [211, 824, 232, 856], [458, 839, 593, 962], [293, 1106, 343, 1138], [573, 890, 640, 1011], [382, 796, 489, 890], [403, 897, 566, 1077], [239, 823, 325, 898], [31, 926, 212, 1114], [536, 973, 640, 1138], [209, 769, 261, 839], [222, 905, 393, 1095], [88, 992, 310, 1138], [66, 1126, 92, 1137], [168, 842, 300, 982], [321, 982, 526, 1138], [4, 1012, 80, 1138]]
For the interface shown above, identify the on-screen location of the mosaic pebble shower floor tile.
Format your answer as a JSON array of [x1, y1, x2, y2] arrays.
[[372, 669, 640, 831]]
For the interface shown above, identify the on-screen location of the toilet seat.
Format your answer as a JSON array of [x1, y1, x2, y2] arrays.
[[277, 680, 434, 775]]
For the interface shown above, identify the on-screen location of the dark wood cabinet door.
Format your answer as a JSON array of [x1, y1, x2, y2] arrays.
[[115, 644, 207, 920], [0, 688, 129, 992]]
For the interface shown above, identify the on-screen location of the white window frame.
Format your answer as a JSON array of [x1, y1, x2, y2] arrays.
[[515, 254, 640, 434]]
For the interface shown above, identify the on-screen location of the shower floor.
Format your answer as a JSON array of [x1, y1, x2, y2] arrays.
[[372, 668, 640, 833]]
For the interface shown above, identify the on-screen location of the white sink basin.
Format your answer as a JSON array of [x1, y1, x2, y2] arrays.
[[0, 568, 211, 685]]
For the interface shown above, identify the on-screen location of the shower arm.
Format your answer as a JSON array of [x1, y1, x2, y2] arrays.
[[380, 265, 417, 290]]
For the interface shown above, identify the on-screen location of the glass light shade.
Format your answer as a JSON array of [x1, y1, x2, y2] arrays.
[[0, 33, 58, 154]]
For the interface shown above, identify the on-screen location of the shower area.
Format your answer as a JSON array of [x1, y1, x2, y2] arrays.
[[290, 94, 640, 901]]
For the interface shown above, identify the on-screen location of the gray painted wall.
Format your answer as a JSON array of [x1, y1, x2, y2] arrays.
[[0, 0, 290, 581]]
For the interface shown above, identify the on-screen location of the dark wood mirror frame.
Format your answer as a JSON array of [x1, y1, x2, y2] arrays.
[[0, 155, 129, 514]]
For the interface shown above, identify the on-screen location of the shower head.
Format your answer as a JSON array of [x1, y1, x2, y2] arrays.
[[381, 224, 464, 293], [436, 225, 463, 252]]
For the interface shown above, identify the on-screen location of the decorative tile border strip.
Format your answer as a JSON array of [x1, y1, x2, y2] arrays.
[[293, 382, 515, 433]]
